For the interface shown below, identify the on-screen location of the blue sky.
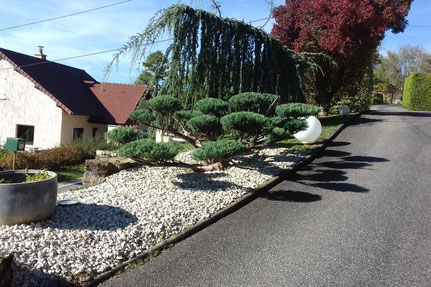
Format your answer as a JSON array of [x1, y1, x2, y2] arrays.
[[0, 0, 429, 84]]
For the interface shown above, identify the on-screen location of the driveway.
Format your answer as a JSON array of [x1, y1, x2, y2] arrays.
[[101, 105, 431, 287]]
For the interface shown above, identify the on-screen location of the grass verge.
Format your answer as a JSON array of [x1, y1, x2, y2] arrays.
[[54, 163, 85, 182], [275, 113, 357, 151]]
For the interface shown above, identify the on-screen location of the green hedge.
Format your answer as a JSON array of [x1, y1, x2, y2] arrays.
[[403, 73, 431, 111]]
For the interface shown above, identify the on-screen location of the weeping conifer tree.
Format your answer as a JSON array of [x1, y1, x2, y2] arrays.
[[107, 4, 308, 108]]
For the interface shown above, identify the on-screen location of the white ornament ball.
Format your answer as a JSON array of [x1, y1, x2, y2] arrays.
[[294, 116, 322, 144]]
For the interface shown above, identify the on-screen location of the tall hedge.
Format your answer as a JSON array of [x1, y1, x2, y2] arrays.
[[403, 73, 431, 111]]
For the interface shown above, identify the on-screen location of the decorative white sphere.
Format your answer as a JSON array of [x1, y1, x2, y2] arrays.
[[294, 116, 322, 144], [339, 105, 350, 116]]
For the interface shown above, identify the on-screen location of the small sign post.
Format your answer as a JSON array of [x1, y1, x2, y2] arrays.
[[5, 138, 26, 170]]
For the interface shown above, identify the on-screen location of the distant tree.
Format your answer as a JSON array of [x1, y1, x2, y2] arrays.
[[374, 45, 431, 103], [271, 0, 413, 115], [135, 51, 168, 91]]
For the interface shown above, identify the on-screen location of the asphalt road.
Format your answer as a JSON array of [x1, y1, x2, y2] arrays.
[[101, 105, 431, 287]]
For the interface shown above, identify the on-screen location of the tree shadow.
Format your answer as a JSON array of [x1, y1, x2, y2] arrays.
[[327, 141, 351, 147], [367, 110, 431, 117], [349, 117, 383, 126], [262, 190, 321, 202], [40, 204, 137, 231], [291, 150, 389, 194]]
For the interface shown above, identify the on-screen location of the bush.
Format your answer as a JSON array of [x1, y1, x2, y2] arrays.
[[186, 114, 223, 139], [0, 146, 85, 170], [403, 73, 431, 111], [275, 103, 320, 118], [118, 139, 180, 162], [147, 95, 183, 115], [193, 139, 244, 163], [105, 127, 148, 145], [74, 134, 117, 158], [373, 93, 384, 104], [228, 92, 278, 115], [194, 98, 230, 117], [221, 112, 268, 140]]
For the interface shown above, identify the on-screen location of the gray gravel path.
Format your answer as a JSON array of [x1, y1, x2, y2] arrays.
[[101, 105, 431, 287]]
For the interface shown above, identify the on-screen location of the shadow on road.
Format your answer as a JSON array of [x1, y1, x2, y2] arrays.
[[292, 144, 389, 193], [367, 110, 431, 117], [263, 190, 322, 203]]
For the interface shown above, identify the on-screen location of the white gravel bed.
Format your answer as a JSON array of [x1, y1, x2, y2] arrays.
[[0, 147, 306, 286]]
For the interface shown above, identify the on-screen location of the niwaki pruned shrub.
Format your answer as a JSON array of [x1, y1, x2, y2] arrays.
[[109, 93, 319, 171]]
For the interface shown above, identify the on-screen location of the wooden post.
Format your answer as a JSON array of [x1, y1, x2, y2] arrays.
[[12, 151, 16, 170]]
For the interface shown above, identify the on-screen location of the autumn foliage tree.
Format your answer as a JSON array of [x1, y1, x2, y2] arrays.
[[271, 0, 413, 115]]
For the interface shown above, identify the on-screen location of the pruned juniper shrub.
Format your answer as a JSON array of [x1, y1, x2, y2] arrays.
[[112, 93, 319, 172], [104, 127, 148, 146]]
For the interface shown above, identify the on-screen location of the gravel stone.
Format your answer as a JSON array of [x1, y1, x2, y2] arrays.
[[0, 147, 306, 286]]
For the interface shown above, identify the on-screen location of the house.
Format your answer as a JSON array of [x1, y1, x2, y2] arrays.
[[0, 47, 147, 150]]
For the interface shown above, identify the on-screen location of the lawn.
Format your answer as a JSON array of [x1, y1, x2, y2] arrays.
[[275, 113, 357, 151], [53, 163, 85, 182]]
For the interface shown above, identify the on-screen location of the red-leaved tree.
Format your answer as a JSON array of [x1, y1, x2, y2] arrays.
[[272, 0, 413, 115]]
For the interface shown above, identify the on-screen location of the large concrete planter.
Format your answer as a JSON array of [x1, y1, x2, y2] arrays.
[[0, 170, 57, 225]]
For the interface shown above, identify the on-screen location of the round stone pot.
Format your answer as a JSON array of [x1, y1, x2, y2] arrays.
[[0, 170, 57, 225]]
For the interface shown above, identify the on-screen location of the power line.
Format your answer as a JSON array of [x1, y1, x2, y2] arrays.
[[409, 25, 431, 28], [0, 0, 132, 32], [0, 38, 174, 71]]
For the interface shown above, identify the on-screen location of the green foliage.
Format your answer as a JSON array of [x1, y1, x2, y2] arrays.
[[174, 110, 204, 122], [118, 139, 181, 162], [373, 93, 384, 104], [25, 169, 51, 182], [129, 109, 156, 123], [147, 95, 183, 115], [73, 135, 117, 158], [0, 146, 86, 170], [193, 139, 244, 163], [221, 112, 267, 140], [186, 115, 223, 139], [403, 73, 431, 111], [0, 146, 7, 163], [331, 64, 374, 113], [194, 98, 230, 117], [229, 93, 279, 114], [105, 127, 148, 145], [275, 103, 320, 118], [135, 51, 169, 92], [108, 4, 306, 109]]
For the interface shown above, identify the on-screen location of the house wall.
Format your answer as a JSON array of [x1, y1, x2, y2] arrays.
[[0, 59, 63, 149], [60, 113, 107, 145]]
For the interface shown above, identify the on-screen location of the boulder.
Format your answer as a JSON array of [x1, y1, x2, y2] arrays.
[[82, 157, 141, 186], [0, 252, 13, 287]]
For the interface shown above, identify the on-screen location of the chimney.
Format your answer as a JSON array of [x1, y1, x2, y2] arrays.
[[35, 46, 47, 60]]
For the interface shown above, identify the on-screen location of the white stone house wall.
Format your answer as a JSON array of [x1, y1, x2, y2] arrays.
[[0, 59, 106, 149]]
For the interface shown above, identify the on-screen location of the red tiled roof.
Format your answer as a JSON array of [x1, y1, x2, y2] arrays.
[[0, 47, 146, 125], [86, 82, 146, 125]]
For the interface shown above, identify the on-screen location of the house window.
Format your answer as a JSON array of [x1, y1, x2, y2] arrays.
[[73, 128, 84, 140], [92, 128, 98, 137], [16, 125, 34, 145]]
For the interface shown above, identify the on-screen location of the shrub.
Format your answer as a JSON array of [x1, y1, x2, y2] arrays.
[[0, 146, 85, 170], [105, 127, 148, 145], [147, 95, 183, 115], [221, 112, 268, 140], [118, 139, 180, 162], [229, 92, 278, 115], [194, 98, 230, 117], [275, 103, 320, 118], [193, 139, 244, 163], [186, 114, 223, 139], [403, 73, 431, 111], [74, 134, 117, 158], [373, 93, 384, 104]]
